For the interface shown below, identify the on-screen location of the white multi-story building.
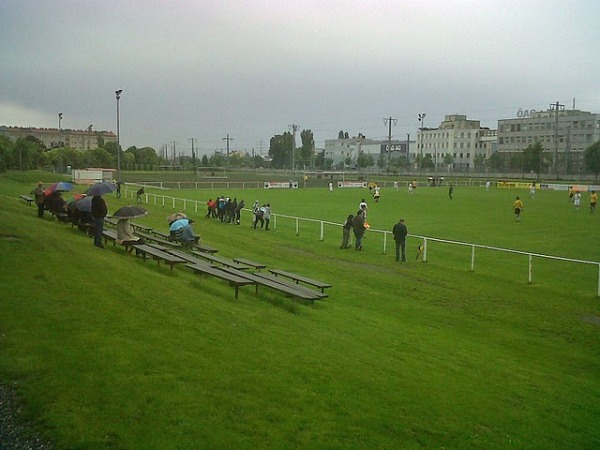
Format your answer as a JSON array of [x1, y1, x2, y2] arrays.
[[417, 114, 496, 172], [0, 125, 117, 151], [497, 108, 600, 173], [324, 136, 412, 168]]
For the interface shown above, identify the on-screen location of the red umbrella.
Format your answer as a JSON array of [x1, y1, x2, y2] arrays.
[[43, 181, 73, 196]]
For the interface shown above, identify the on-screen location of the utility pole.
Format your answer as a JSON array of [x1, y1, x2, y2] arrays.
[[172, 141, 177, 166], [288, 124, 298, 170], [222, 134, 233, 161], [384, 116, 397, 171], [550, 101, 564, 175], [406, 133, 410, 165], [189, 138, 197, 175]]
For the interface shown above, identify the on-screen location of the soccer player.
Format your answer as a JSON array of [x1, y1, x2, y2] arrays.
[[513, 196, 524, 222], [590, 191, 598, 214]]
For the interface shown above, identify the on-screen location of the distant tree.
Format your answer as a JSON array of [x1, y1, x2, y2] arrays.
[[201, 155, 209, 166], [209, 152, 226, 167], [443, 153, 455, 166], [356, 150, 374, 169], [84, 148, 114, 168], [299, 129, 315, 168], [523, 141, 546, 181], [0, 135, 15, 172], [486, 152, 502, 172], [584, 140, 600, 181], [323, 157, 333, 169], [422, 154, 434, 169], [14, 137, 45, 170], [338, 130, 344, 139], [389, 155, 409, 171], [269, 132, 293, 169], [473, 154, 486, 170]]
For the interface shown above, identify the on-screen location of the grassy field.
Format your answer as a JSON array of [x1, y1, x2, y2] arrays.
[[0, 170, 599, 449]]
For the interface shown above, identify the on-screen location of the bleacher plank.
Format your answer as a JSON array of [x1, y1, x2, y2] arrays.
[[20, 195, 34, 206], [186, 263, 255, 299], [190, 251, 250, 270], [268, 269, 332, 293], [132, 244, 186, 271], [217, 267, 324, 301]]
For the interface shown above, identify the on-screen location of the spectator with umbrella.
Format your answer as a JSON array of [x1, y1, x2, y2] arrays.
[[30, 181, 45, 218], [85, 181, 117, 197], [169, 217, 199, 247], [113, 206, 148, 251], [91, 195, 108, 248]]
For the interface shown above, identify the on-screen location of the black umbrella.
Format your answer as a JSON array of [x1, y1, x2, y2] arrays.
[[112, 205, 148, 220], [86, 181, 117, 196]]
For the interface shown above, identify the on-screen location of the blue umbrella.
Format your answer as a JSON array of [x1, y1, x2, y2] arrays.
[[169, 218, 189, 231], [44, 181, 73, 196], [86, 181, 117, 196], [75, 196, 93, 212]]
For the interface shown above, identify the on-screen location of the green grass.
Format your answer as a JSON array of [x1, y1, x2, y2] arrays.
[[0, 170, 599, 449]]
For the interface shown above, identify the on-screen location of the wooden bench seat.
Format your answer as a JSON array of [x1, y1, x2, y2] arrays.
[[130, 222, 153, 233], [190, 251, 250, 270], [102, 229, 137, 252], [232, 258, 267, 271], [132, 244, 186, 271], [20, 195, 34, 206], [253, 272, 328, 299], [165, 248, 209, 265], [268, 269, 332, 293], [135, 231, 182, 248], [189, 241, 219, 254], [217, 267, 324, 301], [151, 230, 218, 254], [186, 263, 255, 299], [50, 211, 69, 223]]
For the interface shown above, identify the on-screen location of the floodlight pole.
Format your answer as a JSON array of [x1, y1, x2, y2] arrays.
[[418, 113, 426, 177], [115, 90, 123, 182]]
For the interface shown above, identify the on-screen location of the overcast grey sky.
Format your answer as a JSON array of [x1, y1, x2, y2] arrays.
[[2, 0, 599, 157]]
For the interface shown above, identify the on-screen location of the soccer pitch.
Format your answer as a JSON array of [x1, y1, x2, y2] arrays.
[[1, 173, 599, 449]]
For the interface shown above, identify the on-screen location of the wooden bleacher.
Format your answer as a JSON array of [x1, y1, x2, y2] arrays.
[[132, 244, 186, 271], [186, 263, 255, 299], [20, 194, 34, 206]]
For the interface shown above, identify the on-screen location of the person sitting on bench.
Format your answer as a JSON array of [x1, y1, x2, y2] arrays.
[[116, 218, 145, 250], [177, 220, 199, 247]]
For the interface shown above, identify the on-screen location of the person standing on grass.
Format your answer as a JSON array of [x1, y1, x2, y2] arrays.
[[235, 199, 245, 225], [352, 210, 366, 250], [573, 191, 581, 211], [136, 187, 144, 204], [529, 182, 536, 198], [263, 203, 271, 230], [340, 214, 353, 249], [359, 198, 368, 219], [91, 195, 107, 248], [448, 183, 454, 200], [328, 182, 333, 194], [513, 196, 524, 222], [392, 218, 408, 262], [590, 191, 598, 214], [30, 181, 45, 218]]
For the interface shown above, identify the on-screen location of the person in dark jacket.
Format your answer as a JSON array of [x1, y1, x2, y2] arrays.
[[30, 182, 45, 218], [91, 195, 108, 248], [352, 210, 366, 250], [340, 214, 353, 249], [392, 218, 408, 262]]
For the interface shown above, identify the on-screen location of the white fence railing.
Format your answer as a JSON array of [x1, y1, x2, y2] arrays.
[[123, 188, 600, 297]]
